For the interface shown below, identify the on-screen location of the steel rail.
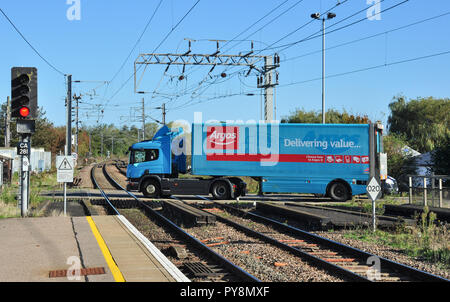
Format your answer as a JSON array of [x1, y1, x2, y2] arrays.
[[95, 162, 261, 282], [212, 198, 449, 282], [90, 163, 120, 215], [179, 196, 370, 282], [90, 162, 189, 282]]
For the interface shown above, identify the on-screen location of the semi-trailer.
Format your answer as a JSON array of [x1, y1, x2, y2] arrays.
[[126, 122, 386, 201]]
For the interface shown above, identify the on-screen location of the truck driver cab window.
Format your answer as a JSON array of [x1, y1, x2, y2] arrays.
[[131, 149, 159, 163]]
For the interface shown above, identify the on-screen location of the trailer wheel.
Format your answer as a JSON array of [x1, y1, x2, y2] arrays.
[[329, 182, 349, 202], [142, 179, 160, 198], [211, 181, 231, 200]]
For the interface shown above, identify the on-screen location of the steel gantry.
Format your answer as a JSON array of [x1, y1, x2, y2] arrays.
[[134, 48, 280, 121]]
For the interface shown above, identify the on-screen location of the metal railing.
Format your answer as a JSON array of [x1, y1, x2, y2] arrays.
[[407, 174, 450, 208]]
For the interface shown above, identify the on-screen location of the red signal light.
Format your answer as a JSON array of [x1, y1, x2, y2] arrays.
[[19, 106, 30, 117]]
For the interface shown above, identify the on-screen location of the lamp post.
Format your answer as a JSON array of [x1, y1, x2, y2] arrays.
[[311, 12, 336, 124]]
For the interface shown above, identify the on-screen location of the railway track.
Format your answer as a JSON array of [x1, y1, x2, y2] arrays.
[[188, 196, 449, 282], [91, 162, 448, 282], [90, 162, 260, 282]]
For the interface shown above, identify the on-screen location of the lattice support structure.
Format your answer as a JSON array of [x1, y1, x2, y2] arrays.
[[134, 52, 280, 122]]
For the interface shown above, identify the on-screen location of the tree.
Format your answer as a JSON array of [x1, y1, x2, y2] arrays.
[[431, 136, 450, 184], [281, 108, 371, 124], [387, 96, 450, 153], [31, 108, 59, 151], [382, 133, 416, 180]]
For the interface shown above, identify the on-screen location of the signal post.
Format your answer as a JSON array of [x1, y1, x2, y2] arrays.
[[11, 67, 37, 217]]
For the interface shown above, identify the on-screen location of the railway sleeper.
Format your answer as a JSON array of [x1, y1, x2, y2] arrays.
[[309, 251, 338, 256], [342, 266, 412, 281]]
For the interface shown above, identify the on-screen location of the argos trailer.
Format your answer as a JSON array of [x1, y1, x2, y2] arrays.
[[126, 123, 386, 201]]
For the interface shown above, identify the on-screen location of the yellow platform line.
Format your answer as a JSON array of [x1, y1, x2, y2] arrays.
[[86, 216, 125, 282]]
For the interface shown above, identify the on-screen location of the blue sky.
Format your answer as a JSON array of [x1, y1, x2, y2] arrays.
[[1, 0, 449, 130]]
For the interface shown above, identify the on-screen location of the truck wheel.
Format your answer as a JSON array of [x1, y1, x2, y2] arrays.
[[211, 181, 231, 200], [142, 179, 160, 198], [329, 182, 349, 202]]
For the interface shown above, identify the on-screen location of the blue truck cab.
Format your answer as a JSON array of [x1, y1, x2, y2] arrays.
[[126, 125, 246, 199]]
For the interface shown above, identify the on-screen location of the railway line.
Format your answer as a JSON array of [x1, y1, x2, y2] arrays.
[[90, 161, 449, 283], [90, 161, 260, 282], [191, 197, 448, 282]]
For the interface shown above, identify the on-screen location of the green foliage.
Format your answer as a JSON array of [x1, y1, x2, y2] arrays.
[[387, 95, 450, 153], [343, 207, 450, 269], [382, 133, 416, 179], [0, 185, 17, 204], [431, 136, 450, 181], [281, 108, 371, 124], [60, 122, 162, 159], [0, 100, 161, 159]]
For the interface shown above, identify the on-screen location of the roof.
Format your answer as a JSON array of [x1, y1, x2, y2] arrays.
[[0, 153, 13, 160], [413, 152, 434, 167]]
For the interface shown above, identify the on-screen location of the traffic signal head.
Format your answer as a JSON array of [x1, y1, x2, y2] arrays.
[[11, 67, 37, 119]]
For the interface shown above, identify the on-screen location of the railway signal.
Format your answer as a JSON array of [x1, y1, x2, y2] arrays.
[[11, 67, 37, 119], [11, 67, 37, 217]]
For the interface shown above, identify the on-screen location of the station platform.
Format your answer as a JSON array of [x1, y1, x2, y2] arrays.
[[0, 215, 189, 282]]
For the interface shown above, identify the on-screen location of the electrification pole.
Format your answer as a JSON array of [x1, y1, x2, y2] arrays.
[[66, 75, 72, 156], [101, 132, 104, 157], [311, 12, 336, 124], [162, 103, 166, 125], [5, 96, 11, 147], [257, 55, 279, 122], [73, 94, 81, 155], [322, 18, 325, 124], [142, 98, 145, 141], [111, 136, 114, 156]]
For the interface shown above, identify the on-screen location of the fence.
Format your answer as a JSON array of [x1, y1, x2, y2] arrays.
[[0, 148, 52, 174], [407, 174, 450, 208]]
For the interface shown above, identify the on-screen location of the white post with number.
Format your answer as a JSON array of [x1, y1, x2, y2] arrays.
[[367, 176, 382, 232]]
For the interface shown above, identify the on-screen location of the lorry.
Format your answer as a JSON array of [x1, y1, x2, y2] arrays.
[[126, 122, 387, 201]]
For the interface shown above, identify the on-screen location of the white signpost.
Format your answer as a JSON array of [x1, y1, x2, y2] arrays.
[[366, 176, 382, 232], [57, 156, 74, 182], [56, 156, 74, 216], [22, 157, 30, 172]]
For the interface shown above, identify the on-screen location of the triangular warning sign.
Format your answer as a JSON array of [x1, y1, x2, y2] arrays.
[[58, 158, 72, 170]]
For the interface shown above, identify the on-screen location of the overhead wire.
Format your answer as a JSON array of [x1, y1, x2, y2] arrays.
[[106, 0, 164, 87], [151, 0, 296, 109], [100, 0, 201, 115], [190, 0, 409, 102], [280, 49, 450, 87], [283, 10, 450, 62], [263, 0, 409, 54], [171, 0, 350, 111], [0, 7, 65, 76]]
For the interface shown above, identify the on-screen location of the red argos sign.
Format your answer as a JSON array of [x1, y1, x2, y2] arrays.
[[207, 126, 239, 150]]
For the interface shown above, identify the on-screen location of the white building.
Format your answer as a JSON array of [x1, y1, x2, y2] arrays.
[[0, 147, 51, 173]]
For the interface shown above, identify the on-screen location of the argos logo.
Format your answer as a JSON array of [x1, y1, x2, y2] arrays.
[[207, 126, 239, 150]]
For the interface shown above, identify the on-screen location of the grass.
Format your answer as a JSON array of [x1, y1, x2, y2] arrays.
[[342, 206, 450, 269], [0, 170, 59, 218], [322, 194, 408, 216]]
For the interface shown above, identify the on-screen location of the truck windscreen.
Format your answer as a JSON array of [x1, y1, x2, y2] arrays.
[[130, 149, 159, 164]]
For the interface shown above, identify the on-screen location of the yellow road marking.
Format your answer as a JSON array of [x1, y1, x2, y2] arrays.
[[86, 216, 125, 282]]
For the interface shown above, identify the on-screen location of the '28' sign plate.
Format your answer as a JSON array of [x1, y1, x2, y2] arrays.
[[17, 142, 30, 156]]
